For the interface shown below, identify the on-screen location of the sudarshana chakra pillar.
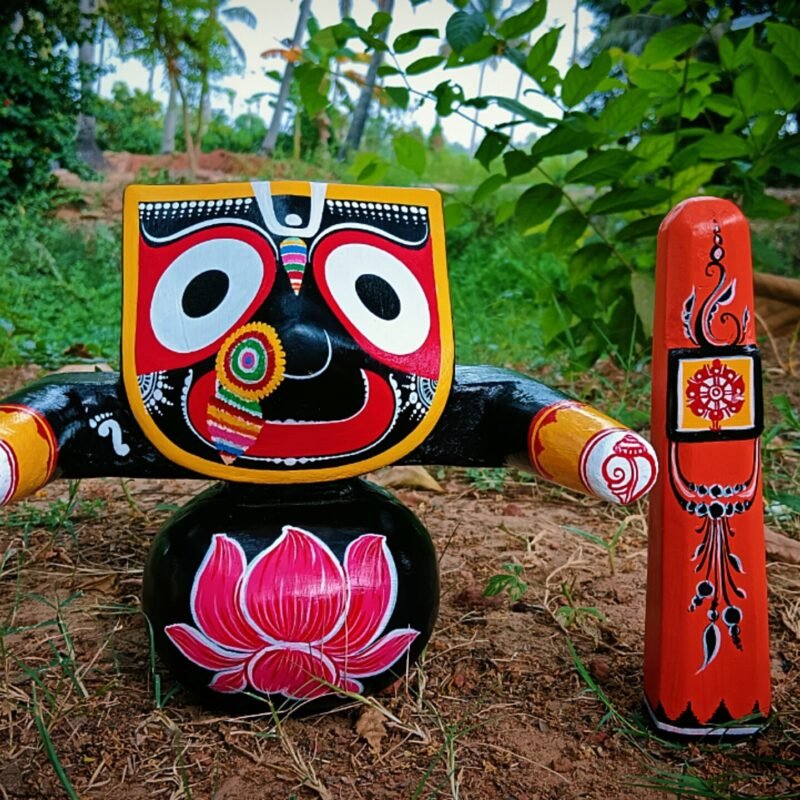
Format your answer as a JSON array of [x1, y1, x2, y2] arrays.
[[645, 197, 770, 738]]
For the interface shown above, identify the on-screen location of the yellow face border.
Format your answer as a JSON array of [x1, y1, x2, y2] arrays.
[[122, 180, 454, 483]]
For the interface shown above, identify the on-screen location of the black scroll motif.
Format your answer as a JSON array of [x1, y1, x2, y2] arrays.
[[681, 223, 750, 349]]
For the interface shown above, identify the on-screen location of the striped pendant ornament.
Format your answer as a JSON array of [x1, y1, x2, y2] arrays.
[[208, 323, 285, 465], [280, 237, 308, 295]]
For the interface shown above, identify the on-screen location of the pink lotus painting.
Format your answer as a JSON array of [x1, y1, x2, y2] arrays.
[[165, 527, 419, 699]]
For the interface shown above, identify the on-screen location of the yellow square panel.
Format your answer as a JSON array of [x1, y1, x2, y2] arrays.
[[676, 356, 754, 433]]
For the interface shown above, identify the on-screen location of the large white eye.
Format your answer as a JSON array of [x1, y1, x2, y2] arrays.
[[323, 243, 430, 355], [150, 239, 264, 353]]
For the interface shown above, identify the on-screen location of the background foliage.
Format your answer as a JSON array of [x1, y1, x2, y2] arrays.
[[315, 0, 800, 366], [1, 0, 798, 371], [0, 2, 86, 209]]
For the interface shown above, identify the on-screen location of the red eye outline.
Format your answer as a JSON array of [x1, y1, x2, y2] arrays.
[[136, 224, 277, 374], [311, 229, 441, 378]]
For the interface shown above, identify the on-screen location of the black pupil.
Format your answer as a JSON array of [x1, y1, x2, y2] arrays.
[[355, 274, 400, 321], [182, 270, 229, 318]]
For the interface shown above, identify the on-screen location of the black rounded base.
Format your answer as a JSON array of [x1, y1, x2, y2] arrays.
[[143, 478, 439, 714]]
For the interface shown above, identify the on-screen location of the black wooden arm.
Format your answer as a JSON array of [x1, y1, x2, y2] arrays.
[[0, 367, 656, 506]]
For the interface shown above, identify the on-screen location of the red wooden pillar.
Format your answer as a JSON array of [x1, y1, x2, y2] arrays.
[[645, 197, 770, 738]]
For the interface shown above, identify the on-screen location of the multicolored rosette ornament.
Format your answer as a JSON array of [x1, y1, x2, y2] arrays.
[[280, 237, 307, 295], [208, 323, 285, 464]]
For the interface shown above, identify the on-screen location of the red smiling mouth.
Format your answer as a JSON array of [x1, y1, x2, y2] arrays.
[[189, 369, 396, 460]]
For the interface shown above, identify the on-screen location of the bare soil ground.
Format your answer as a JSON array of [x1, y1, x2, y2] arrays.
[[2, 157, 798, 798], [0, 359, 798, 800]]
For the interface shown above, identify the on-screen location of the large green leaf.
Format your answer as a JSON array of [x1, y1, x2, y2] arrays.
[[385, 86, 409, 110], [594, 89, 652, 135], [480, 96, 556, 127], [695, 133, 749, 160], [630, 272, 656, 337], [369, 11, 392, 35], [564, 150, 638, 184], [629, 68, 680, 96], [742, 189, 791, 220], [526, 27, 562, 77], [704, 94, 739, 117], [407, 55, 446, 75], [393, 28, 439, 54], [531, 125, 600, 159], [719, 35, 736, 71], [503, 149, 536, 178], [670, 164, 717, 202], [432, 81, 464, 116], [494, 199, 516, 225], [474, 130, 509, 169], [561, 51, 612, 108], [358, 30, 389, 52], [498, 1, 546, 40], [640, 24, 703, 65], [295, 64, 329, 115], [650, 0, 687, 13], [567, 284, 599, 320], [766, 22, 800, 77], [569, 243, 613, 284], [525, 27, 562, 94], [310, 26, 339, 52], [732, 28, 755, 70], [445, 11, 485, 54], [351, 153, 389, 185], [393, 134, 426, 176], [669, 142, 701, 173], [734, 67, 759, 116], [615, 215, 662, 242], [444, 201, 467, 228], [546, 209, 587, 251], [631, 134, 674, 171], [515, 184, 562, 232], [473, 173, 507, 203], [454, 35, 498, 65], [589, 186, 671, 215], [752, 49, 800, 110]]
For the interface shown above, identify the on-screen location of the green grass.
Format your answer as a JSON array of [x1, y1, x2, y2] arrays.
[[0, 214, 121, 367]]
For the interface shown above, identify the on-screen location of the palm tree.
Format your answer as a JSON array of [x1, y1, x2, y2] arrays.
[[197, 1, 257, 144], [338, 0, 394, 160], [76, 0, 106, 169], [260, 0, 314, 157]]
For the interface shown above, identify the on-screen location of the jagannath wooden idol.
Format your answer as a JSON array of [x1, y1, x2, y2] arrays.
[[645, 197, 770, 739], [0, 181, 657, 713]]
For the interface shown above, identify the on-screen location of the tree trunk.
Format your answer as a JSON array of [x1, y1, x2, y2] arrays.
[[338, 0, 394, 160], [331, 0, 353, 136], [161, 72, 179, 154], [469, 60, 488, 154], [260, 0, 314, 156], [510, 32, 532, 144], [76, 0, 106, 170], [572, 0, 580, 65], [95, 17, 105, 95], [175, 73, 198, 175], [197, 72, 212, 149]]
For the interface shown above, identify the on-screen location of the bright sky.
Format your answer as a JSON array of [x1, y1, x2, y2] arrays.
[[102, 0, 594, 149]]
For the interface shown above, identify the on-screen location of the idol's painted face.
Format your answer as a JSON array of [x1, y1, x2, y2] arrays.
[[122, 181, 454, 483]]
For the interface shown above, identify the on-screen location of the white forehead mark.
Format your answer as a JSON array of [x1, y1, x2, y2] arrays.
[[251, 180, 327, 238]]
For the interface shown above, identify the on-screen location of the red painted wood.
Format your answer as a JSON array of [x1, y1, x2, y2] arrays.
[[645, 197, 770, 737]]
